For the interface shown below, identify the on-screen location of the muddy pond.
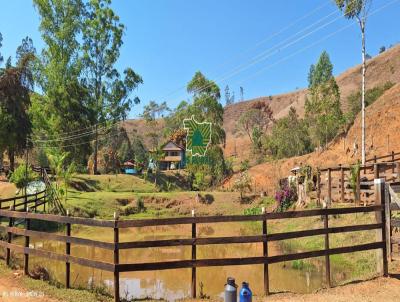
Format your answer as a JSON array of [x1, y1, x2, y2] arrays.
[[17, 222, 347, 301]]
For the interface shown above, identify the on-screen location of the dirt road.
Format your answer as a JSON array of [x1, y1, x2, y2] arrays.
[[0, 271, 58, 302], [264, 277, 400, 302]]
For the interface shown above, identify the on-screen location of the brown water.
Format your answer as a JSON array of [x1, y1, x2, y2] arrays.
[[19, 222, 341, 301]]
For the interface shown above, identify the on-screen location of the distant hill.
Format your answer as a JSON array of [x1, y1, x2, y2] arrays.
[[223, 44, 400, 160], [223, 82, 400, 194], [122, 44, 400, 162]]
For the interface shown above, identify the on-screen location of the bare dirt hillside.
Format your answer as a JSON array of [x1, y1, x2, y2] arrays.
[[223, 44, 400, 159], [224, 83, 400, 194]]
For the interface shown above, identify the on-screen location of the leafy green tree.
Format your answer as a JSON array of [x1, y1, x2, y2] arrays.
[[0, 53, 34, 170], [263, 107, 311, 159], [33, 0, 92, 165], [335, 0, 371, 164], [305, 51, 344, 148], [82, 0, 143, 173], [47, 150, 76, 202]]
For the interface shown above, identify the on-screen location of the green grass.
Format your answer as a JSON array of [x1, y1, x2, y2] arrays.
[[269, 207, 379, 284]]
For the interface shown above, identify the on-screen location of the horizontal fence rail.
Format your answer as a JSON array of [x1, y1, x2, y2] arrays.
[[0, 201, 388, 302]]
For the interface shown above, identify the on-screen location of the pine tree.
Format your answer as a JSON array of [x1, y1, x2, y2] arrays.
[[305, 51, 344, 149]]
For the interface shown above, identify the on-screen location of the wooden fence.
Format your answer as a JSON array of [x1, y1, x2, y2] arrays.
[[318, 152, 400, 204], [0, 190, 47, 212], [0, 198, 389, 301], [385, 181, 400, 260]]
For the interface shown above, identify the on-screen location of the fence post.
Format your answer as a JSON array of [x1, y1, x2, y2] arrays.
[[327, 168, 332, 204], [262, 207, 269, 295], [113, 212, 120, 302], [384, 184, 392, 262], [392, 151, 395, 175], [324, 212, 331, 288], [191, 209, 196, 299], [316, 168, 321, 207], [374, 163, 380, 180], [6, 206, 14, 266], [340, 165, 344, 203], [24, 208, 31, 275], [66, 210, 71, 288], [356, 168, 361, 205], [374, 178, 389, 276]]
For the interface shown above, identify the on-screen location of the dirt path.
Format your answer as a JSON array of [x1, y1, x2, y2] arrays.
[[263, 277, 400, 302], [0, 272, 59, 302]]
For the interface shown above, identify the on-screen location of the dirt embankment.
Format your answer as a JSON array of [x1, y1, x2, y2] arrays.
[[224, 83, 400, 195]]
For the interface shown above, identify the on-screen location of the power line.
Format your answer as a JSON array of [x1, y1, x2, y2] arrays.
[[169, 9, 343, 102], [157, 1, 332, 101], [33, 128, 122, 149], [29, 120, 121, 143], [235, 0, 400, 86]]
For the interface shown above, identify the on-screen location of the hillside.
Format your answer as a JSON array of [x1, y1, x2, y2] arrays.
[[223, 44, 400, 159], [224, 82, 400, 194], [123, 44, 400, 163]]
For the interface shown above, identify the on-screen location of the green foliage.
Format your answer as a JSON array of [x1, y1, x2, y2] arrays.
[[244, 206, 262, 215], [346, 81, 394, 125], [83, 0, 143, 123], [305, 51, 344, 148], [9, 164, 39, 190], [47, 150, 76, 202], [165, 72, 230, 188], [136, 196, 145, 213], [0, 50, 34, 170], [240, 160, 250, 172], [33, 0, 92, 165], [192, 171, 212, 191], [263, 107, 311, 159]]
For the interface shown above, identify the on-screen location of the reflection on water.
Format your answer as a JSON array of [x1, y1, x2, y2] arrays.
[[20, 223, 341, 301]]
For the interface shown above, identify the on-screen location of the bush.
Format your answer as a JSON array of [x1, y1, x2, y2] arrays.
[[9, 164, 39, 189], [122, 205, 137, 216], [136, 196, 145, 213], [346, 82, 394, 126], [275, 185, 297, 212]]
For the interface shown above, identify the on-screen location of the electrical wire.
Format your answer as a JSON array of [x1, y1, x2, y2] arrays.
[[234, 0, 400, 86], [157, 1, 332, 100]]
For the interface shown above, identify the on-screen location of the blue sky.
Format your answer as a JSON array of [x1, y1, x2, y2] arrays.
[[0, 0, 399, 118]]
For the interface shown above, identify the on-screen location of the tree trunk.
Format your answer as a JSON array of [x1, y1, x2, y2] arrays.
[[93, 124, 98, 174], [9, 148, 15, 172], [361, 21, 366, 165]]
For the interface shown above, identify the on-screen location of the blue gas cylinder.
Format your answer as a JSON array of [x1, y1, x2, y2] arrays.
[[239, 282, 252, 302]]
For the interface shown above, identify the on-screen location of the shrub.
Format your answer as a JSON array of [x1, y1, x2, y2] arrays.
[[136, 196, 145, 213], [9, 164, 39, 189], [122, 205, 137, 216], [275, 185, 297, 212]]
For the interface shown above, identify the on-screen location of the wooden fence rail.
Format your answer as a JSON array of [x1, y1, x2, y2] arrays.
[[0, 200, 388, 302], [318, 160, 400, 204]]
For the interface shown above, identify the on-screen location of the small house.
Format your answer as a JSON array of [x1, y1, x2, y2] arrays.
[[159, 141, 185, 170], [121, 160, 137, 175]]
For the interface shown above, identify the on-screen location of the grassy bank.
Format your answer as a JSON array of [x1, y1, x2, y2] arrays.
[[268, 205, 380, 284]]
